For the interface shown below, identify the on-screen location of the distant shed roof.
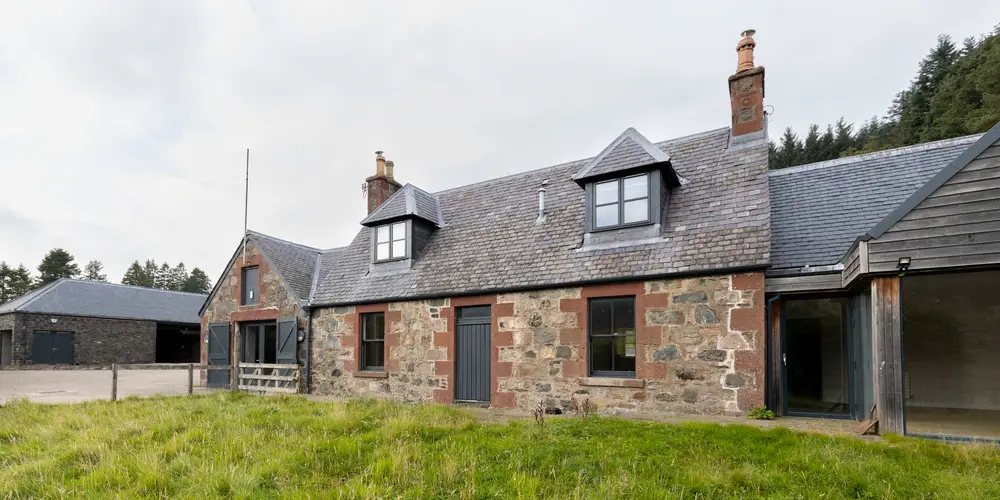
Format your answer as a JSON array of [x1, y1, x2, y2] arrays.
[[0, 279, 207, 324], [768, 134, 982, 270]]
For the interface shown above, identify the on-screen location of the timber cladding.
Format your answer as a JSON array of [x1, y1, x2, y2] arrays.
[[868, 138, 1000, 273], [307, 272, 766, 416]]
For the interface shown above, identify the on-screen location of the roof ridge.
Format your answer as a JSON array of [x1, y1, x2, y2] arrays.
[[433, 127, 732, 196], [769, 133, 984, 177], [60, 278, 210, 296], [3, 278, 65, 311], [653, 126, 731, 147], [247, 229, 322, 253]]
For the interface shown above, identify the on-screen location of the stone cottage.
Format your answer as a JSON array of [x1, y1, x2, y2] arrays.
[[200, 30, 1000, 440], [201, 31, 771, 416]]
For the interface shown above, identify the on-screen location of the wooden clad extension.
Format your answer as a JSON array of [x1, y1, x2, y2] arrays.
[[871, 276, 904, 434], [868, 139, 1000, 272]]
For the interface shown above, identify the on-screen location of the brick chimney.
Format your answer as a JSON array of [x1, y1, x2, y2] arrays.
[[729, 29, 765, 137], [366, 151, 402, 214]]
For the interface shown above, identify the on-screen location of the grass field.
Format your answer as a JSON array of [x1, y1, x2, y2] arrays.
[[1, 393, 998, 499]]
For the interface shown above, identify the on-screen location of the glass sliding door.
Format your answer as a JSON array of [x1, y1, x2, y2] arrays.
[[783, 297, 852, 417]]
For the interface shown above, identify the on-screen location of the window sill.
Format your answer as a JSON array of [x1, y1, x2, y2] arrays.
[[579, 377, 644, 388], [354, 371, 389, 379]]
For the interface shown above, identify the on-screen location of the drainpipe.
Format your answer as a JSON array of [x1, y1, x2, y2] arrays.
[[304, 306, 313, 393], [765, 293, 781, 412]]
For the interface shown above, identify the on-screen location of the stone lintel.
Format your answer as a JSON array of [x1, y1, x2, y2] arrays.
[[579, 377, 645, 389]]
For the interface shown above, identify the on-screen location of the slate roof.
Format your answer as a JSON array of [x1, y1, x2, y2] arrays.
[[768, 134, 983, 271], [310, 126, 770, 305], [572, 127, 673, 182], [359, 184, 444, 227], [248, 230, 322, 300], [0, 278, 206, 323]]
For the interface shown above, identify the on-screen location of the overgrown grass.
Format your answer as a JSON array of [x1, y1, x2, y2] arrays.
[[1, 393, 998, 498]]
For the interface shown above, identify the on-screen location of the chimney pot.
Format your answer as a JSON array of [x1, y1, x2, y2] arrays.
[[735, 29, 757, 73], [375, 150, 386, 177], [385, 160, 395, 180]]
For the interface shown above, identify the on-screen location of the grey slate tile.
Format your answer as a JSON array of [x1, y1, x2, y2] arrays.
[[311, 126, 771, 304], [0, 278, 206, 324]]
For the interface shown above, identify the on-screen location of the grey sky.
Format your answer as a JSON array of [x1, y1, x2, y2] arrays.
[[1, 1, 997, 283]]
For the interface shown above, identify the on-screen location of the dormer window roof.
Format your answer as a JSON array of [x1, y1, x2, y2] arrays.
[[360, 183, 444, 228], [572, 127, 680, 186]]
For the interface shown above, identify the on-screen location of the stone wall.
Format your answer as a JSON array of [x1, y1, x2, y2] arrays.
[[308, 272, 766, 417], [6, 312, 156, 365], [200, 241, 307, 386], [310, 300, 451, 402]]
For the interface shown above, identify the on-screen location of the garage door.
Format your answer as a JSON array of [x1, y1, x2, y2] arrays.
[[32, 331, 74, 364]]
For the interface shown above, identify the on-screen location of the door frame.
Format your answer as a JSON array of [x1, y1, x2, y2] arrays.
[[240, 320, 278, 364], [454, 305, 492, 403], [779, 293, 859, 420]]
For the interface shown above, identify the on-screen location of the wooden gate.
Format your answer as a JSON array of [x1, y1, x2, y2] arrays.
[[238, 362, 299, 394]]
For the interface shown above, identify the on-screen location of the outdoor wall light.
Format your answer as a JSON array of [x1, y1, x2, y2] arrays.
[[49, 318, 58, 324], [897, 256, 912, 271]]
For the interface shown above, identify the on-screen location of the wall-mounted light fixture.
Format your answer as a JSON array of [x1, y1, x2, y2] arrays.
[[897, 256, 911, 271], [49, 318, 58, 324]]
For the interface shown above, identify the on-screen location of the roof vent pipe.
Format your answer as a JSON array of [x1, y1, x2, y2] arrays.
[[536, 180, 548, 223]]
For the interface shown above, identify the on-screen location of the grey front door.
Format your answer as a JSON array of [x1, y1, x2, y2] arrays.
[[1, 330, 12, 365], [207, 323, 230, 388], [455, 306, 491, 403], [31, 331, 73, 364]]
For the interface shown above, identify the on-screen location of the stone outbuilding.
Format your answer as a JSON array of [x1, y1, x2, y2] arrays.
[[0, 279, 205, 366]]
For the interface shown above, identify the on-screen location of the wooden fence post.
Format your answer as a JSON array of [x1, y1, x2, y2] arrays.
[[188, 363, 194, 395], [111, 363, 118, 402]]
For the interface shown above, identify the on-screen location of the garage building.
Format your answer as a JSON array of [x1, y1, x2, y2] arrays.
[[0, 278, 205, 365]]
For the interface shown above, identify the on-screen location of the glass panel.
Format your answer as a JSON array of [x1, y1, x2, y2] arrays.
[[243, 327, 258, 363], [391, 222, 406, 241], [364, 341, 384, 370], [391, 239, 406, 258], [591, 336, 613, 373], [595, 204, 618, 228], [263, 324, 277, 364], [623, 174, 648, 200], [363, 313, 385, 341], [376, 225, 390, 243], [903, 270, 1000, 439], [612, 298, 635, 334], [785, 298, 848, 415], [595, 180, 618, 205], [458, 306, 491, 320], [590, 299, 613, 335], [623, 199, 649, 224], [376, 243, 390, 261], [614, 336, 637, 371]]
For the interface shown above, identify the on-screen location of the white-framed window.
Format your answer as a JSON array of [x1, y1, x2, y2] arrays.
[[592, 173, 650, 230], [375, 221, 407, 262]]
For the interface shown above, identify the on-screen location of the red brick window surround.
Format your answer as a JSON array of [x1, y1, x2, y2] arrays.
[[360, 312, 385, 371], [351, 303, 394, 378], [588, 296, 637, 378], [235, 253, 265, 309]]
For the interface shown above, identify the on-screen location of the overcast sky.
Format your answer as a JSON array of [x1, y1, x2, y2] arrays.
[[1, 1, 997, 284]]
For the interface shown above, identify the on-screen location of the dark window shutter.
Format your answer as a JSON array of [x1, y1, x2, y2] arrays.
[[276, 317, 297, 366]]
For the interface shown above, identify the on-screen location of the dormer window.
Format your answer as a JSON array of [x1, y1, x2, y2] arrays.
[[593, 173, 651, 230], [375, 222, 407, 262]]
